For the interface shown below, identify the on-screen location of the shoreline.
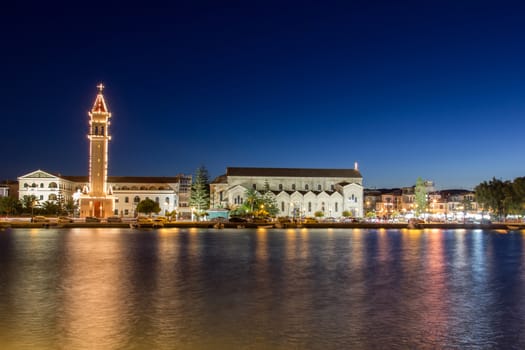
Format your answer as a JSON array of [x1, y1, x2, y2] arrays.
[[1, 221, 523, 231]]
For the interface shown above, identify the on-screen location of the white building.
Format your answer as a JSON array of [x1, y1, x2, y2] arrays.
[[210, 166, 364, 218], [17, 170, 192, 218]]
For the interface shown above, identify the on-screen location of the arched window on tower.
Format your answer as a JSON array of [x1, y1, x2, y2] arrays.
[[94, 126, 98, 135]]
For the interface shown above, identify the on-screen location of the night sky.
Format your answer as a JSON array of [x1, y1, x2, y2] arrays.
[[2, 0, 525, 189]]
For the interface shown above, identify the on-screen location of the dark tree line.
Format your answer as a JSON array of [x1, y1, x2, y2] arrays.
[[475, 177, 525, 220]]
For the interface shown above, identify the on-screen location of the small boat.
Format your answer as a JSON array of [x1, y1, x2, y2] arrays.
[[214, 223, 224, 229], [506, 225, 520, 231]]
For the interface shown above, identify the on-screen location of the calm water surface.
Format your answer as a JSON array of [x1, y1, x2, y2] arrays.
[[0, 227, 524, 349]]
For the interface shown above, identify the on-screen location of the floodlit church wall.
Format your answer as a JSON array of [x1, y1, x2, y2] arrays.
[[220, 174, 364, 218]]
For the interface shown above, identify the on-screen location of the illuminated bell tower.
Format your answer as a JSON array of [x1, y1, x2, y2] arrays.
[[79, 83, 115, 218]]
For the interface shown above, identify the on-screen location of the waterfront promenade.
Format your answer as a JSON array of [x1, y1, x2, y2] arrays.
[[1, 219, 521, 231]]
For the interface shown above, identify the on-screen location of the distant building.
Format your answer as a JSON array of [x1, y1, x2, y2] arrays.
[[364, 183, 478, 220], [210, 166, 364, 218], [17, 85, 192, 219], [0, 180, 18, 199]]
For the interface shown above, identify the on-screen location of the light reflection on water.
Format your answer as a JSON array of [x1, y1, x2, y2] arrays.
[[0, 228, 525, 349]]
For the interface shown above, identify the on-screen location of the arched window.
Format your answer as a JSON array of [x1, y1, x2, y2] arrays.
[[125, 197, 129, 203], [140, 186, 147, 190], [318, 184, 322, 191], [31, 183, 37, 188], [308, 202, 312, 212], [24, 183, 29, 188], [279, 184, 283, 191], [40, 183, 44, 188], [94, 126, 98, 135], [155, 197, 159, 203], [49, 194, 57, 201], [305, 184, 309, 190], [165, 197, 170, 204], [122, 186, 129, 190], [281, 201, 285, 212], [134, 196, 140, 203], [292, 184, 296, 190], [49, 182, 58, 189]]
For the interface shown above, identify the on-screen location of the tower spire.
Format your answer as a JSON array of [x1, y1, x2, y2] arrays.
[[91, 82, 108, 113]]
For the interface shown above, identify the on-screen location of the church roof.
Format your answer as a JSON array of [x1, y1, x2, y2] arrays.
[[211, 174, 228, 184], [61, 175, 187, 184], [226, 167, 362, 178]]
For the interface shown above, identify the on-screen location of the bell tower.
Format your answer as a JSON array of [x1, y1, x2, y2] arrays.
[[79, 83, 115, 218]]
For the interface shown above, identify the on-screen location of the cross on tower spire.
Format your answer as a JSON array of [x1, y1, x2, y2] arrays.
[[97, 83, 105, 93]]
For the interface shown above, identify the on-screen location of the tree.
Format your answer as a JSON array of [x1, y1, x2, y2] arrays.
[[314, 210, 324, 218], [189, 166, 210, 214], [40, 201, 59, 215], [414, 177, 427, 217], [261, 191, 279, 217], [244, 188, 259, 214], [136, 198, 161, 216], [342, 210, 353, 218], [0, 196, 20, 216], [21, 195, 39, 215], [475, 177, 508, 220]]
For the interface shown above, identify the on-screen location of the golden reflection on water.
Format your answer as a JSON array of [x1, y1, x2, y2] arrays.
[[59, 229, 131, 349], [419, 229, 448, 342]]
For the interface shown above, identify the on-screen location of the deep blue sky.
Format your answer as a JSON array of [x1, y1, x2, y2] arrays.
[[1, 0, 524, 189]]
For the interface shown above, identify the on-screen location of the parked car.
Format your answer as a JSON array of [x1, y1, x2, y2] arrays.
[[85, 216, 101, 223], [107, 216, 122, 223], [229, 217, 247, 223], [57, 216, 73, 224], [32, 216, 49, 223], [137, 217, 153, 224], [152, 218, 165, 228]]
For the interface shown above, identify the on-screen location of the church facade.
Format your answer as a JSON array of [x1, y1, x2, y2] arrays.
[[210, 166, 364, 218], [17, 85, 192, 219]]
